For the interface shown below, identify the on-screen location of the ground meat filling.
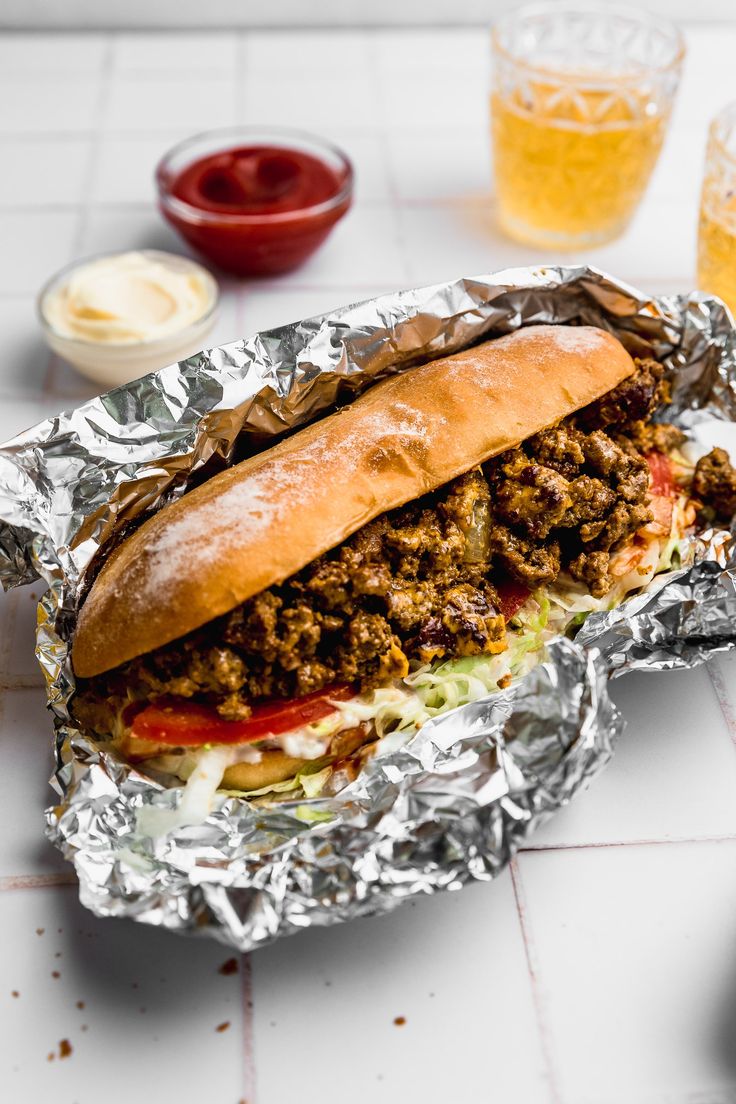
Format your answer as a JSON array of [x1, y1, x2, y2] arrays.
[[79, 356, 694, 721], [99, 469, 508, 720], [693, 447, 736, 521]]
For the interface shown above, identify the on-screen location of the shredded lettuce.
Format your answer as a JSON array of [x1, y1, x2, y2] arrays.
[[294, 804, 334, 824], [299, 765, 333, 799], [137, 744, 234, 838]]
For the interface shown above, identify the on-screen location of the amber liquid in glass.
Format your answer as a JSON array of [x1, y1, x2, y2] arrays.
[[491, 81, 667, 249], [698, 192, 736, 313]]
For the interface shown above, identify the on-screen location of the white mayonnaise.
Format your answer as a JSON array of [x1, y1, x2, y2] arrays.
[[39, 250, 218, 387], [43, 251, 213, 343]]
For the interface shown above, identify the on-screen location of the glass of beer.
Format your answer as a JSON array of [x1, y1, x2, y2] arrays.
[[490, 3, 685, 249], [698, 103, 736, 314]]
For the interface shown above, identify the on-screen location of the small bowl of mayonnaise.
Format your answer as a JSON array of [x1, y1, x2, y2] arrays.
[[38, 249, 219, 388]]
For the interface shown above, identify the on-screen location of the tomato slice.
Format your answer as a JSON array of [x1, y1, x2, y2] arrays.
[[496, 577, 530, 621], [646, 451, 675, 497], [130, 684, 355, 747]]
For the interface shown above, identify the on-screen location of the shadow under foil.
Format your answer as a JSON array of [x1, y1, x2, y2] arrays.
[[711, 934, 736, 1085], [54, 884, 243, 1025]]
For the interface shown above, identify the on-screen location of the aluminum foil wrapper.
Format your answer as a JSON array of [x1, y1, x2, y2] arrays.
[[0, 265, 734, 951]]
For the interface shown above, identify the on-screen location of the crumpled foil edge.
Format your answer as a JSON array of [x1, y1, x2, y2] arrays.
[[0, 264, 732, 951]]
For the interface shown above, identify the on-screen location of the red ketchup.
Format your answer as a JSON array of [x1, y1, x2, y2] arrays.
[[158, 138, 353, 277]]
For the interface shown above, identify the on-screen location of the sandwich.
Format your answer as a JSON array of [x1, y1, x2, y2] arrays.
[[71, 324, 736, 815]]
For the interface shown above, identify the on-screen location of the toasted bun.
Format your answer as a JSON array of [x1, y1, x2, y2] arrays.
[[73, 324, 635, 678]]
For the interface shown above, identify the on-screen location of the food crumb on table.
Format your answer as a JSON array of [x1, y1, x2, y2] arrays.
[[215, 1021, 231, 1033], [218, 957, 239, 976], [393, 1015, 406, 1026]]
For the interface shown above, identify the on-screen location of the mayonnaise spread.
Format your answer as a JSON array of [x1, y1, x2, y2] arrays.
[[43, 251, 213, 345]]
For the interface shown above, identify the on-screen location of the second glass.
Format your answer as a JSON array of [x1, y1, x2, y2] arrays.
[[697, 103, 736, 315], [490, 3, 685, 250]]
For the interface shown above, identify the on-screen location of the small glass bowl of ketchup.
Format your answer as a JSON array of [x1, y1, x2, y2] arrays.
[[156, 127, 353, 277]]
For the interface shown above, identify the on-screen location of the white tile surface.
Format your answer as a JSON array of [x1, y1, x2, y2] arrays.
[[530, 666, 736, 847], [206, 277, 244, 349], [79, 207, 183, 257], [388, 129, 491, 202], [647, 124, 706, 212], [104, 76, 237, 132], [0, 210, 78, 294], [252, 871, 550, 1104], [380, 74, 488, 133], [241, 284, 390, 334], [331, 132, 393, 203], [0, 78, 101, 134], [399, 201, 510, 284], [91, 132, 188, 205], [0, 138, 92, 207], [0, 586, 46, 685], [0, 397, 67, 445], [515, 842, 736, 1103], [44, 356, 103, 404], [240, 72, 379, 130], [672, 27, 736, 135], [247, 29, 373, 73], [0, 688, 67, 878], [273, 203, 408, 288], [113, 31, 239, 71], [0, 886, 244, 1102], [374, 28, 489, 73], [399, 196, 696, 287], [0, 299, 51, 396], [0, 33, 107, 73]]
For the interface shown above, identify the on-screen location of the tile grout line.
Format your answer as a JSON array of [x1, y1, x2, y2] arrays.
[[509, 857, 564, 1104], [0, 195, 698, 213], [77, 32, 116, 247], [0, 873, 77, 891], [0, 591, 18, 678], [0, 676, 47, 691], [241, 952, 257, 1104], [234, 29, 252, 337], [42, 32, 116, 397], [363, 31, 412, 285], [520, 833, 736, 853]]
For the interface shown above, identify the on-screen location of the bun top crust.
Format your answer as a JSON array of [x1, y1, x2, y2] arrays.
[[72, 324, 635, 677]]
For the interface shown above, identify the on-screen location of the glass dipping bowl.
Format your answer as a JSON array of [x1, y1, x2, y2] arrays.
[[38, 250, 219, 389], [156, 127, 354, 277]]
